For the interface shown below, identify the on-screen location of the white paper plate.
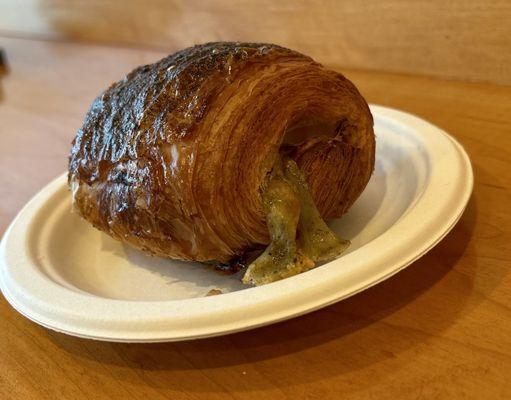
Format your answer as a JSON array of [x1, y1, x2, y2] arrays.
[[0, 105, 473, 342]]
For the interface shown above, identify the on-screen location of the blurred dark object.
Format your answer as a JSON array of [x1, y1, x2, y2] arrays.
[[0, 48, 8, 76], [0, 48, 7, 103]]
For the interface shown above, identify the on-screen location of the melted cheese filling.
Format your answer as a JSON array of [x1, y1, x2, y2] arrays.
[[242, 157, 349, 285]]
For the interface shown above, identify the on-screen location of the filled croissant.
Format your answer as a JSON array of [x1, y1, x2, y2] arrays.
[[69, 42, 375, 285]]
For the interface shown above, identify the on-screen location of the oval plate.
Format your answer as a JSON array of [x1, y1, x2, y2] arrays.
[[0, 106, 473, 342]]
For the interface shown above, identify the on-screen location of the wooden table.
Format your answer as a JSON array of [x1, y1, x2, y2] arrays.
[[1, 37, 510, 399]]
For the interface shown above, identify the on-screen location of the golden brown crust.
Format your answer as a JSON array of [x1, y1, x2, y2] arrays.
[[69, 42, 375, 263]]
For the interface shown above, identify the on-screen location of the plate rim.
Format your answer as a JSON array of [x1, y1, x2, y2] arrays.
[[0, 105, 474, 342]]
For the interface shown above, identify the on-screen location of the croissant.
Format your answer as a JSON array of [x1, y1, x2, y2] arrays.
[[68, 42, 375, 285]]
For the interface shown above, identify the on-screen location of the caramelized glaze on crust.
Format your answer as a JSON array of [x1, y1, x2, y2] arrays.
[[69, 42, 375, 263]]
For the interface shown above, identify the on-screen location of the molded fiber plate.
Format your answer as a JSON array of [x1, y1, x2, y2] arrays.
[[0, 106, 473, 342]]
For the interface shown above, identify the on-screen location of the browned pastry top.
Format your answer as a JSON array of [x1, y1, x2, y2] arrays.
[[69, 42, 374, 263]]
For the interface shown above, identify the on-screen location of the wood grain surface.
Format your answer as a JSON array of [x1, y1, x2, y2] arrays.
[[1, 0, 511, 85], [1, 36, 511, 399]]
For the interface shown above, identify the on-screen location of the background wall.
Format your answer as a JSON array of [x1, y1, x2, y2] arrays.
[[0, 0, 510, 85]]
